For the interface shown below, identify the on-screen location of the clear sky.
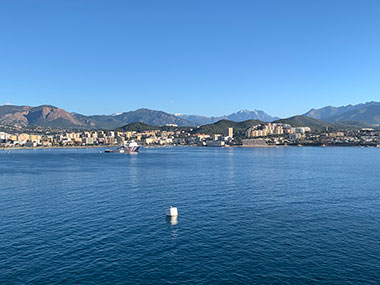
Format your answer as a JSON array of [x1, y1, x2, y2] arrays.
[[1, 0, 380, 118]]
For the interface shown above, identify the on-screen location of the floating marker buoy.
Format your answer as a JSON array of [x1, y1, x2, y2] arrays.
[[166, 206, 178, 217]]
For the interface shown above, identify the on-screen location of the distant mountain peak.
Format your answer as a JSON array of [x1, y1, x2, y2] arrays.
[[178, 109, 278, 125], [227, 109, 278, 122]]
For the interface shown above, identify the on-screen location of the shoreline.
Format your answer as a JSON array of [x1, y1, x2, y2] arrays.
[[0, 145, 112, 151], [1, 144, 379, 151], [0, 144, 196, 151]]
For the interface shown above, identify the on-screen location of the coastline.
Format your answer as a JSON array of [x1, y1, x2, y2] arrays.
[[1, 144, 379, 151], [0, 145, 112, 151], [0, 144, 196, 151]]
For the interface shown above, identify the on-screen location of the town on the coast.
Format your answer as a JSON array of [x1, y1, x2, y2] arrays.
[[1, 121, 380, 149]]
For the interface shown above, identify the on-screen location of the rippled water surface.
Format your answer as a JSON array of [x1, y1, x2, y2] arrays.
[[1, 146, 380, 284]]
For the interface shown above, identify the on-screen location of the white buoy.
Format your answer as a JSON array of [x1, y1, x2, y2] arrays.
[[166, 206, 178, 217]]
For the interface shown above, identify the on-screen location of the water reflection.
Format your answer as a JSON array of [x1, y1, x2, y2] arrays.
[[166, 216, 178, 225]]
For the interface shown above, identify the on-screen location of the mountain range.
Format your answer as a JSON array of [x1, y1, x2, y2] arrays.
[[116, 115, 372, 137], [0, 105, 193, 129], [1, 101, 380, 130], [303, 101, 380, 124], [177, 109, 279, 125], [0, 105, 278, 129]]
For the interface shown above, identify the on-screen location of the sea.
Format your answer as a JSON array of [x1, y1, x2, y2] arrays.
[[1, 146, 380, 284]]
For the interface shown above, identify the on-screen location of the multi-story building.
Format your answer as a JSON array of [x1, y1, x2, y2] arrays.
[[247, 123, 309, 138], [228, 128, 233, 138]]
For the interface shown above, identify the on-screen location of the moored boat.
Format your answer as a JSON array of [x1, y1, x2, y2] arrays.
[[105, 141, 141, 154]]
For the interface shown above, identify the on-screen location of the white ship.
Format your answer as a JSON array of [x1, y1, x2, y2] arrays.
[[105, 141, 141, 154]]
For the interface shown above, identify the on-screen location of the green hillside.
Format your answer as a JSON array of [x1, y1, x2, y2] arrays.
[[191, 119, 263, 135], [116, 122, 160, 132]]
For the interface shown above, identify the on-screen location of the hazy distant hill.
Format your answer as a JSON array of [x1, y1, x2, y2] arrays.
[[325, 105, 380, 124], [304, 105, 357, 120], [178, 109, 278, 125], [176, 114, 220, 125], [304, 101, 380, 124]]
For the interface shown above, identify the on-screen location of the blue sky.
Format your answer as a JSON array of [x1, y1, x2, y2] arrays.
[[1, 0, 380, 118]]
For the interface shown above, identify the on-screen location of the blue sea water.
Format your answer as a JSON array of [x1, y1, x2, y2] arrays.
[[1, 146, 380, 284]]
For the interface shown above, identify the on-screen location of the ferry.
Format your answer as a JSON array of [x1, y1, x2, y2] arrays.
[[105, 141, 141, 154]]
